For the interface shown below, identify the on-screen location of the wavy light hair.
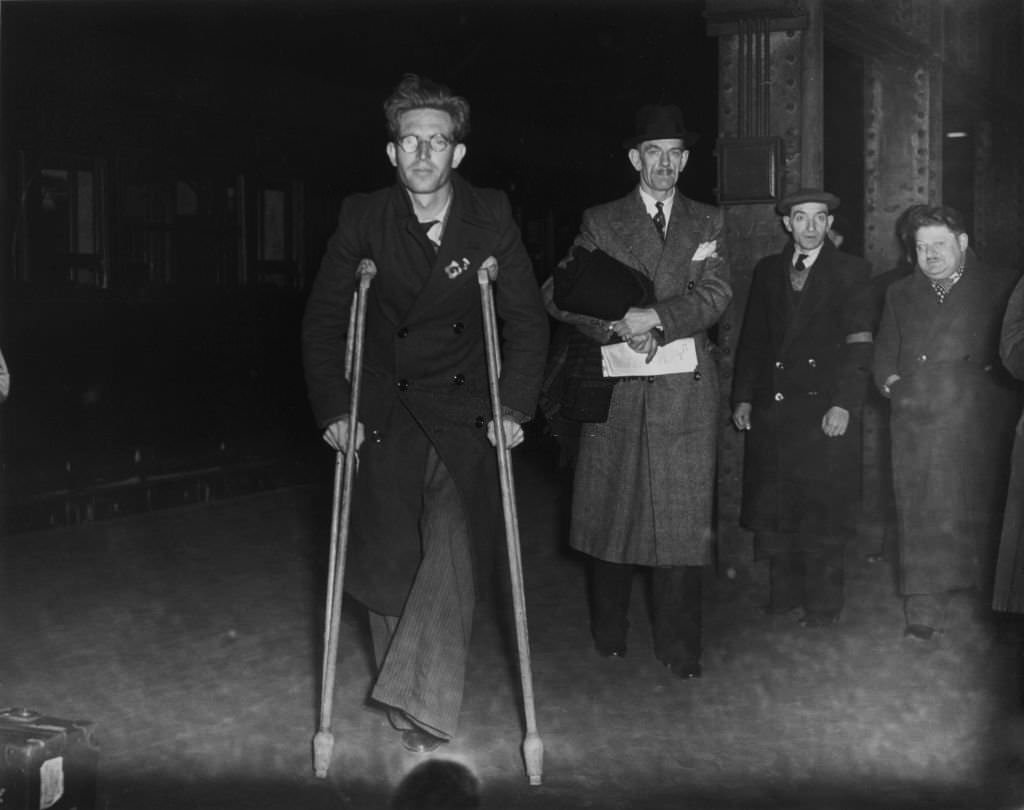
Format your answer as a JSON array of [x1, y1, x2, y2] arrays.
[[383, 74, 471, 143]]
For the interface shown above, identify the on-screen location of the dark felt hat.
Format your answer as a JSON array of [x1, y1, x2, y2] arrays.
[[776, 188, 841, 215], [623, 105, 700, 149]]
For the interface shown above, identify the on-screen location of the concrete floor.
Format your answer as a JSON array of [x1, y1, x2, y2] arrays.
[[2, 437, 1023, 810]]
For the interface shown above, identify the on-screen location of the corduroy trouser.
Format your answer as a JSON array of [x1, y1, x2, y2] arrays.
[[368, 446, 474, 740]]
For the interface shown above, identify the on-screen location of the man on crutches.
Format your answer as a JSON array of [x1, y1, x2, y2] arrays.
[[301, 74, 549, 758]]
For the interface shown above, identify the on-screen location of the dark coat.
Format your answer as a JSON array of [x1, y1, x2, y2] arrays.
[[302, 174, 549, 614], [544, 189, 732, 566], [874, 252, 1019, 596], [732, 241, 873, 543], [991, 274, 1024, 612]]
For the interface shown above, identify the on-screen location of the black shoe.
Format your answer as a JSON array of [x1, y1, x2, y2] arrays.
[[401, 728, 445, 754], [799, 610, 840, 628], [594, 640, 627, 658], [664, 657, 701, 679], [387, 708, 414, 732], [904, 623, 936, 641]]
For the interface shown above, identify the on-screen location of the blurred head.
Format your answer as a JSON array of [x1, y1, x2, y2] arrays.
[[383, 75, 469, 196], [905, 205, 969, 282], [390, 759, 480, 810], [892, 206, 917, 269], [827, 212, 850, 249]]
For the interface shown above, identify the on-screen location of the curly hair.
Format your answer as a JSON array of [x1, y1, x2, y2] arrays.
[[383, 74, 471, 142], [903, 204, 967, 238]]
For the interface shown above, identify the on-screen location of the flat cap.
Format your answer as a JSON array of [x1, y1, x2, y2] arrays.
[[776, 189, 840, 215]]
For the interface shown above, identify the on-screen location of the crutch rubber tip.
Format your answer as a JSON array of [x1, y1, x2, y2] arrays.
[[524, 732, 544, 786], [313, 730, 335, 778]]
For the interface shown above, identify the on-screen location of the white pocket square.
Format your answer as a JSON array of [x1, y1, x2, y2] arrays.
[[691, 240, 718, 261]]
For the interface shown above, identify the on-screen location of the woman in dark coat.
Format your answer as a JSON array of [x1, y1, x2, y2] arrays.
[[991, 274, 1024, 613], [874, 205, 1019, 639]]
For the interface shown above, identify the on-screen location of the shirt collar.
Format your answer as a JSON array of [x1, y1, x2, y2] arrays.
[[411, 192, 453, 248], [638, 187, 675, 222], [793, 243, 825, 268]]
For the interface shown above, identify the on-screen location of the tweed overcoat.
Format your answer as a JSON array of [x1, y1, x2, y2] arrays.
[[990, 274, 1024, 612], [302, 174, 549, 615], [874, 253, 1019, 596], [545, 189, 731, 566], [732, 241, 873, 545]]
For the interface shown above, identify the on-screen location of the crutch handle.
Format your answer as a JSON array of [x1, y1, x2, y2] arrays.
[[477, 255, 499, 284], [356, 257, 378, 281], [346, 260, 378, 381]]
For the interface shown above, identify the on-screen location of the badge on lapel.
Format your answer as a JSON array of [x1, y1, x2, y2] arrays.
[[691, 240, 718, 261], [444, 257, 471, 279]]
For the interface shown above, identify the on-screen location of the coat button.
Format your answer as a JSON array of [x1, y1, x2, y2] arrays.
[[687, 280, 695, 290], [370, 429, 383, 444], [808, 358, 816, 368], [918, 354, 928, 362], [775, 361, 785, 370], [397, 327, 409, 338], [474, 416, 487, 428], [396, 379, 409, 391], [694, 371, 702, 381], [774, 392, 784, 402], [452, 322, 465, 334], [451, 374, 465, 386]]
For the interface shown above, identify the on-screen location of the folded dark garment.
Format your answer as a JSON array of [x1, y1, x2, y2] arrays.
[[539, 323, 617, 424], [553, 247, 655, 320]]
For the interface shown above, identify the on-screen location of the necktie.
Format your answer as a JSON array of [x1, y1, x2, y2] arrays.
[[652, 201, 666, 241], [790, 253, 809, 291], [419, 220, 440, 253]]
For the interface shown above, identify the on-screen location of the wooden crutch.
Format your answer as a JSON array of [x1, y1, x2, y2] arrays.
[[313, 257, 377, 779], [477, 255, 544, 786]]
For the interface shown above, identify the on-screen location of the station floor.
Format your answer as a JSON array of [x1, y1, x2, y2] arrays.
[[3, 437, 1024, 810]]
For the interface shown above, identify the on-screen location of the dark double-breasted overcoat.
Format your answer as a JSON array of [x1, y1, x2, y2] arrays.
[[874, 252, 1019, 596], [302, 174, 549, 615], [732, 241, 873, 545], [546, 189, 732, 566]]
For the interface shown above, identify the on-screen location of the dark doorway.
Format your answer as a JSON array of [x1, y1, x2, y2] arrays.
[[940, 107, 975, 236], [824, 43, 866, 257]]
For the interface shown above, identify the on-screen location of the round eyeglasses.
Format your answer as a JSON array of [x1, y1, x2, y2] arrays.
[[396, 133, 453, 154]]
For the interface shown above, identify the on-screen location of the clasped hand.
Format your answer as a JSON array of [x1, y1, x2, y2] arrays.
[[610, 307, 662, 363]]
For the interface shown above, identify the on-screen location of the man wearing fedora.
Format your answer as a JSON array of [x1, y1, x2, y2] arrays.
[[731, 190, 873, 626], [542, 104, 731, 678]]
